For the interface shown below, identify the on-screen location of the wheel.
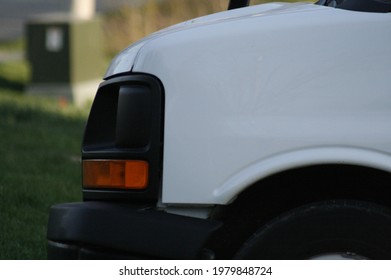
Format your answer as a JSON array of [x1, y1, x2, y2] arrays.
[[234, 200, 391, 259]]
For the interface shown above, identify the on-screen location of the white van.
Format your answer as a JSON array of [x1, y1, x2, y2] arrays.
[[47, 0, 391, 259]]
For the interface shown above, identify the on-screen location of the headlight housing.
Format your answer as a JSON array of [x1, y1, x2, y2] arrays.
[[82, 74, 164, 202]]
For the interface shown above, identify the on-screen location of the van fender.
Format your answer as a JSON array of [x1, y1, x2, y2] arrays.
[[213, 146, 391, 204]]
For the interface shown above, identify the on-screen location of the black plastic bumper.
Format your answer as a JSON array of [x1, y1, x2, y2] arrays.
[[47, 202, 222, 259]]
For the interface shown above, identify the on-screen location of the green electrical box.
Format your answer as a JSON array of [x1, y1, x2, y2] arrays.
[[26, 14, 104, 106]]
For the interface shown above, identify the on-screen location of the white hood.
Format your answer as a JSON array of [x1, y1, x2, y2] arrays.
[[104, 2, 320, 78]]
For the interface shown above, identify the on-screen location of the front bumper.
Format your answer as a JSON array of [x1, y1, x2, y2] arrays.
[[47, 202, 222, 259]]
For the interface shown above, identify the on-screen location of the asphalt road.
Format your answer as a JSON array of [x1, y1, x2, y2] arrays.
[[0, 0, 139, 41]]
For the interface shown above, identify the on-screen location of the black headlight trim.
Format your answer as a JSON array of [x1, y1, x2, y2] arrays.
[[82, 73, 164, 202]]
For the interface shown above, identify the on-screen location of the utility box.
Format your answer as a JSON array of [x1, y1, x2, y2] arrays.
[[26, 14, 104, 106]]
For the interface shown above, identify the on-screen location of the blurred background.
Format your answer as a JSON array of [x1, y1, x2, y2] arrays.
[[0, 0, 284, 259]]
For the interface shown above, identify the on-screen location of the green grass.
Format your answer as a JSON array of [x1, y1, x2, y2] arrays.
[[0, 38, 24, 52], [0, 49, 87, 259]]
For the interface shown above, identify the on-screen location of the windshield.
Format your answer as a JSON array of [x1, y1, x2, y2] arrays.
[[316, 0, 391, 13]]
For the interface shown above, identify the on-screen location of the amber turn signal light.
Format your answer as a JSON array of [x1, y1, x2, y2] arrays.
[[83, 160, 148, 190]]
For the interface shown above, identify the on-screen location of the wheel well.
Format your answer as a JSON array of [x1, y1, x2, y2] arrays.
[[208, 164, 391, 259]]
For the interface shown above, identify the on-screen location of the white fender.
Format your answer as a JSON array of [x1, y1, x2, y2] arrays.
[[214, 147, 391, 204]]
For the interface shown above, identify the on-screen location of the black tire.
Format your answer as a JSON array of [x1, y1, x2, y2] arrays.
[[234, 200, 391, 259]]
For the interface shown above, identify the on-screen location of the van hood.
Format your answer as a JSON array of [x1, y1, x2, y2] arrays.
[[104, 2, 323, 79]]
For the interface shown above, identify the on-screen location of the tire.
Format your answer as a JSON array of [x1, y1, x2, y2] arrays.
[[234, 200, 391, 259]]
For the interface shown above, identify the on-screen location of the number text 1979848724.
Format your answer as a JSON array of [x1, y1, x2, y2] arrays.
[[212, 266, 272, 276]]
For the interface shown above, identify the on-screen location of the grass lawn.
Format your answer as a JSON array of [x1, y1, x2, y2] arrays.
[[0, 49, 88, 259]]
